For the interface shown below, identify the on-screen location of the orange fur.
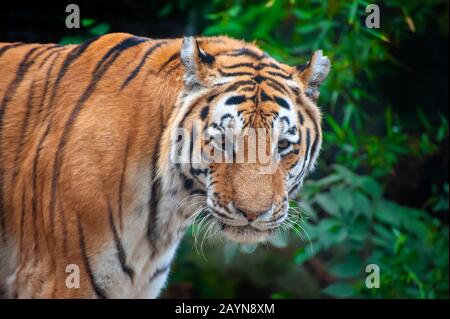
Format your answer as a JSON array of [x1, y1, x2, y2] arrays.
[[0, 33, 329, 298]]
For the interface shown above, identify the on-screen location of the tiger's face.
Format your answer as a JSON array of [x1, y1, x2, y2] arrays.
[[164, 37, 330, 243]]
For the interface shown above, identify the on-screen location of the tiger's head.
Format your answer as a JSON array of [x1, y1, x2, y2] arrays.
[[161, 37, 330, 243]]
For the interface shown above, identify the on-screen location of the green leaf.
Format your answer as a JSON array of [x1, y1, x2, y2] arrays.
[[326, 116, 345, 139], [333, 187, 354, 213], [294, 245, 318, 265], [271, 291, 294, 299], [329, 256, 362, 278], [315, 174, 343, 188], [316, 218, 341, 233], [81, 18, 95, 27], [347, 0, 360, 25], [59, 36, 89, 45], [89, 23, 110, 36], [332, 164, 360, 185], [353, 191, 372, 216], [374, 200, 402, 227], [315, 192, 340, 216], [322, 282, 356, 298], [358, 176, 383, 198]]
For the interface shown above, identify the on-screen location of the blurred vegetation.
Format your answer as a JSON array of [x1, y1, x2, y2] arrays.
[[55, 0, 449, 298]]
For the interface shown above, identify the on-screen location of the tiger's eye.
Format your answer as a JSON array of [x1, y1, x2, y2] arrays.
[[278, 139, 290, 151]]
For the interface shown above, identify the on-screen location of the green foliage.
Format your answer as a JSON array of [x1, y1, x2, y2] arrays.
[[169, 0, 448, 299], [296, 165, 448, 298], [59, 19, 110, 45]]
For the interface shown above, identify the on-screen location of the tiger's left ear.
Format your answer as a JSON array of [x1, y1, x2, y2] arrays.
[[295, 50, 331, 101], [180, 36, 215, 90]]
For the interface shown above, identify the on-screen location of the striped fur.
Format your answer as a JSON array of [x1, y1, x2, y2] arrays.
[[0, 33, 329, 298]]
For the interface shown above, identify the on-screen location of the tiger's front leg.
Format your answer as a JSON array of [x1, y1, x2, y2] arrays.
[[11, 208, 134, 298]]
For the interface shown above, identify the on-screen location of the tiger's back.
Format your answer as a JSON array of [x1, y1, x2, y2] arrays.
[[0, 33, 192, 297]]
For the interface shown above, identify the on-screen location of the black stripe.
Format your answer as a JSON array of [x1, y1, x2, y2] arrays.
[[37, 36, 101, 240], [304, 111, 321, 173], [200, 105, 209, 121], [147, 105, 165, 250], [222, 62, 290, 76], [49, 36, 145, 235], [298, 110, 305, 125], [198, 49, 215, 66], [259, 62, 289, 73], [163, 61, 181, 75], [11, 80, 36, 187], [147, 174, 160, 248], [19, 191, 26, 253], [224, 80, 255, 93], [267, 70, 292, 80], [274, 96, 290, 110], [188, 125, 208, 185], [223, 62, 254, 69], [290, 86, 302, 97], [288, 182, 301, 197], [183, 178, 194, 190], [93, 36, 147, 75], [59, 200, 68, 256], [121, 41, 167, 89], [297, 128, 311, 181], [0, 45, 43, 242], [261, 89, 272, 102], [31, 123, 52, 256], [280, 116, 290, 126], [212, 209, 235, 220], [159, 52, 179, 71], [225, 95, 247, 105], [240, 86, 255, 92], [149, 265, 169, 282], [108, 201, 135, 280], [39, 52, 60, 120], [293, 127, 302, 146], [0, 43, 26, 60], [77, 216, 108, 299], [46, 35, 101, 112], [38, 46, 66, 69], [225, 48, 263, 60], [264, 77, 289, 94], [118, 133, 131, 231], [219, 69, 254, 77], [289, 158, 300, 170], [190, 189, 206, 196]]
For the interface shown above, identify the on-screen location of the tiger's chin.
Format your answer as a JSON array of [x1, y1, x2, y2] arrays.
[[218, 223, 274, 243]]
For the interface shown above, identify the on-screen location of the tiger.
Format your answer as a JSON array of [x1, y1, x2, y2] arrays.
[[0, 33, 330, 298]]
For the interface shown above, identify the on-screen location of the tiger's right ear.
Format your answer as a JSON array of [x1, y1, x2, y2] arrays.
[[296, 50, 331, 101], [180, 36, 215, 90]]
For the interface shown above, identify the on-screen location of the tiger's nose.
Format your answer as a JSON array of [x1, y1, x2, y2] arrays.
[[235, 206, 268, 222]]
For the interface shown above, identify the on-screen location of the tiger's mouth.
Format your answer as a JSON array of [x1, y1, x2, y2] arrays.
[[218, 222, 274, 243], [209, 209, 282, 243]]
